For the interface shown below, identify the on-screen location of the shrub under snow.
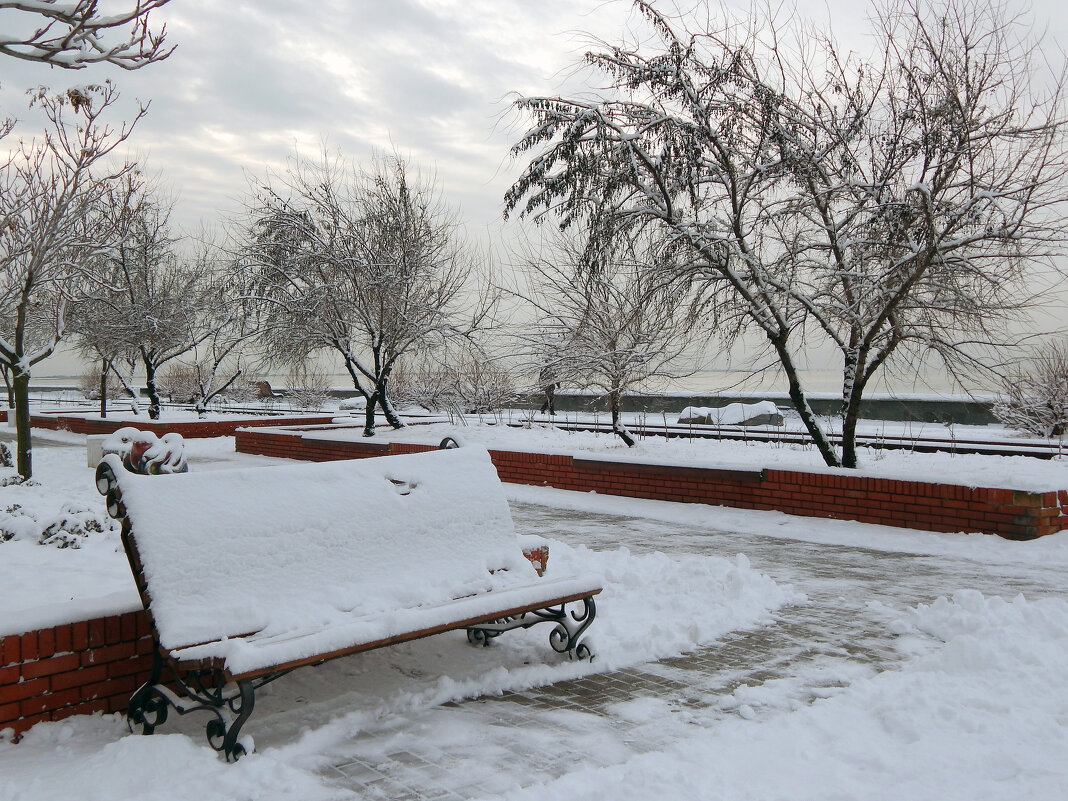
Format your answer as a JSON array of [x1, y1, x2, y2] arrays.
[[993, 340, 1068, 437]]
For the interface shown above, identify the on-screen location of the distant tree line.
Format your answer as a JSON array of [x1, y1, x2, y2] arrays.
[[3, 0, 1067, 481]]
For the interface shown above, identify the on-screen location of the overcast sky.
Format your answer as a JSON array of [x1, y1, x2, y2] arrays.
[[2, 0, 1064, 385], [2, 0, 1064, 235]]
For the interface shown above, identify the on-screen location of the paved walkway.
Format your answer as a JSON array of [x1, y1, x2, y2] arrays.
[[296, 502, 1062, 800]]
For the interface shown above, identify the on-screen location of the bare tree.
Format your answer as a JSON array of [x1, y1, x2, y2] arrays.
[[240, 150, 496, 436], [993, 340, 1068, 437], [173, 250, 259, 415], [506, 0, 1068, 467], [0, 0, 173, 69], [514, 223, 696, 446], [0, 82, 145, 477], [390, 345, 517, 416], [284, 359, 332, 411], [74, 184, 221, 419]]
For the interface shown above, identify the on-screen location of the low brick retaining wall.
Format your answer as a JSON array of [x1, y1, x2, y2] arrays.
[[237, 425, 1067, 541], [1, 612, 154, 737], [0, 551, 551, 737], [8, 411, 338, 438], [3, 422, 1063, 737]]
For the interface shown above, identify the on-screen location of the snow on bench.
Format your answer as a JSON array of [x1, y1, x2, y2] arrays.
[[95, 446, 601, 760]]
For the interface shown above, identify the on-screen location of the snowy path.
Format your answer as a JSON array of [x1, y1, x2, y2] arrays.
[[286, 503, 1064, 800], [4, 432, 1065, 800]]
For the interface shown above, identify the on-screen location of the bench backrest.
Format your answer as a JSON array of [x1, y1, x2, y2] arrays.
[[104, 447, 532, 652]]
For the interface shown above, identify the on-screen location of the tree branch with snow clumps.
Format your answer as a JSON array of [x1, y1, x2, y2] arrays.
[[0, 0, 173, 69]]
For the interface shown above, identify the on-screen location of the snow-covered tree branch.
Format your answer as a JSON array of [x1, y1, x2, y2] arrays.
[[0, 0, 173, 69], [511, 221, 698, 446], [238, 149, 497, 437], [506, 0, 1068, 467], [0, 81, 145, 477]]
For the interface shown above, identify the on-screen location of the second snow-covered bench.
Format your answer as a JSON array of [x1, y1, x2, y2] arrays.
[[95, 445, 600, 760]]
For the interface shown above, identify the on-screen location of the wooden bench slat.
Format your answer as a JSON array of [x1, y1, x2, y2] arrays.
[[203, 585, 602, 681]]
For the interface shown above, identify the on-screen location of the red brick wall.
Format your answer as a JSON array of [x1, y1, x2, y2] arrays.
[[236, 427, 1067, 540], [0, 612, 155, 737], [25, 413, 338, 438], [3, 425, 1063, 735]]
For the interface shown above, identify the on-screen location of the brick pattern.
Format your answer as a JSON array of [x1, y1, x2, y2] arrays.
[[236, 427, 1067, 541], [0, 612, 155, 737], [23, 412, 338, 438], [3, 423, 1061, 735]]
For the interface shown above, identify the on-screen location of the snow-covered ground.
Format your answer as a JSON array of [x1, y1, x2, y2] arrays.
[[321, 412, 1068, 491], [1, 419, 1066, 800]]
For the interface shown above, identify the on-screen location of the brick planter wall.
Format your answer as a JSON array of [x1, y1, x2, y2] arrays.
[[21, 412, 338, 438], [3, 421, 1063, 736], [1, 612, 154, 737], [236, 426, 1067, 540]]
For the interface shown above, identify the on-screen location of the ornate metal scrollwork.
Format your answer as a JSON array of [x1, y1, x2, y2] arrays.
[[95, 460, 126, 520], [465, 596, 596, 660], [125, 650, 279, 761]]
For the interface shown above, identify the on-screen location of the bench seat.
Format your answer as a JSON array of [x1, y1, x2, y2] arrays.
[[96, 445, 601, 760], [172, 576, 601, 679]]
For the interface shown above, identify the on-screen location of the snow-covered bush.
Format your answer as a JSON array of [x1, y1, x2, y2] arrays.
[[0, 504, 31, 541], [78, 369, 123, 401], [285, 362, 333, 411], [0, 502, 110, 547], [39, 507, 108, 548], [157, 363, 200, 404], [391, 357, 516, 415], [993, 341, 1068, 437]]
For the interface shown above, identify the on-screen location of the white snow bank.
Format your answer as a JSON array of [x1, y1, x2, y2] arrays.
[[0, 718, 348, 801], [329, 421, 1068, 492], [550, 543, 802, 670], [506, 483, 1068, 566], [0, 539, 139, 637], [676, 401, 781, 425], [0, 540, 799, 798], [474, 591, 1068, 801]]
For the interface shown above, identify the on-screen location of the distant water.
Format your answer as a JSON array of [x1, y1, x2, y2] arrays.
[[653, 368, 970, 396], [27, 366, 988, 397]]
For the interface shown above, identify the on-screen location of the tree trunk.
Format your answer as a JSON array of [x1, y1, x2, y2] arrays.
[[1, 365, 13, 409], [13, 369, 32, 479], [144, 358, 162, 420], [770, 335, 843, 467], [841, 386, 865, 469], [379, 378, 405, 430], [362, 392, 378, 437], [99, 358, 109, 418], [610, 392, 635, 447], [109, 361, 143, 415]]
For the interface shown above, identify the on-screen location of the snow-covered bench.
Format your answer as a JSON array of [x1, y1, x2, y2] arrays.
[[95, 446, 600, 760]]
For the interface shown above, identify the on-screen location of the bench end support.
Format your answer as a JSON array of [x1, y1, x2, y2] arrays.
[[466, 595, 597, 660]]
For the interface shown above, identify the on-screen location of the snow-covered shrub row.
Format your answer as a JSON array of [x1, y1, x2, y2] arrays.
[[0, 501, 114, 548], [993, 340, 1068, 437]]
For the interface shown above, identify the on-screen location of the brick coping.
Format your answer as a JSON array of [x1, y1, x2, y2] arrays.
[[234, 425, 1067, 541], [3, 411, 338, 438]]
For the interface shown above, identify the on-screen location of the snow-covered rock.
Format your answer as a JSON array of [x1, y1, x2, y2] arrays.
[[677, 401, 784, 426]]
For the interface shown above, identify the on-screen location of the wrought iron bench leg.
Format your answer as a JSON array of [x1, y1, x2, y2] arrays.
[[127, 649, 168, 735], [206, 679, 256, 762], [126, 651, 259, 761], [466, 596, 597, 660]]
